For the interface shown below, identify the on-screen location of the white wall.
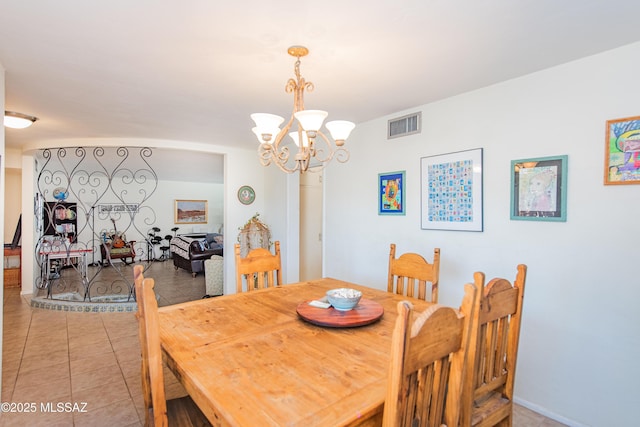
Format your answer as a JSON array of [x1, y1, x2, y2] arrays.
[[262, 166, 300, 284], [323, 42, 640, 426], [220, 145, 266, 295], [133, 179, 223, 255], [0, 58, 6, 401], [3, 168, 20, 244], [3, 147, 22, 246]]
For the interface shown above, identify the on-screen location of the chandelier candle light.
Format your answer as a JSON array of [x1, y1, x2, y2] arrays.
[[251, 46, 355, 174]]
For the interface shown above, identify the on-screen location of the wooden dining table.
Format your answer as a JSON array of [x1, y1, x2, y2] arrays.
[[157, 277, 434, 426]]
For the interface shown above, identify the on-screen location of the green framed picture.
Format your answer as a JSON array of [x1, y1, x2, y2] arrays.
[[510, 155, 568, 221]]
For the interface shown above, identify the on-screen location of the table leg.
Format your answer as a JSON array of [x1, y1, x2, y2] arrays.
[[45, 255, 52, 299], [81, 253, 91, 301]]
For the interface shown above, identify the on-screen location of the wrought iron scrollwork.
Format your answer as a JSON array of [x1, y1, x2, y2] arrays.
[[35, 146, 159, 302]]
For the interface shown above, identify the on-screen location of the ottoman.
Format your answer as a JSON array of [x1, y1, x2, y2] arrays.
[[204, 255, 224, 297]]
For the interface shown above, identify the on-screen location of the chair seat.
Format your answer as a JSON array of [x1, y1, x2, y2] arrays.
[[471, 392, 511, 427], [101, 241, 136, 265], [166, 396, 210, 427]]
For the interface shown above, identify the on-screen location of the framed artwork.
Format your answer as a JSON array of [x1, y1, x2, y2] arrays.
[[174, 199, 207, 224], [510, 155, 567, 221], [605, 115, 640, 185], [421, 148, 483, 231], [237, 185, 256, 205], [378, 171, 405, 215]]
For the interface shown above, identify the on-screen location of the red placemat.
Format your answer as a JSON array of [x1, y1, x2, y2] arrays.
[[296, 299, 384, 328]]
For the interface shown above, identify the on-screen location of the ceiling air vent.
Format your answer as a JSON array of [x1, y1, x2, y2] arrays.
[[387, 112, 421, 139]]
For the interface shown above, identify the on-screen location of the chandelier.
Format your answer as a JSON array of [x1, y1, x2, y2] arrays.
[[250, 46, 355, 174]]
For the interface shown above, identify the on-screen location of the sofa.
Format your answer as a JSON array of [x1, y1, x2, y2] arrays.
[[170, 233, 223, 277]]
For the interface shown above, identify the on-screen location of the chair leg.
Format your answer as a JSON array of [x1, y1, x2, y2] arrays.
[[496, 415, 512, 427]]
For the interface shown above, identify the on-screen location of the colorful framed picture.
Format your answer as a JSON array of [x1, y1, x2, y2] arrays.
[[175, 199, 207, 224], [510, 155, 567, 221], [605, 115, 640, 185], [378, 171, 405, 215], [420, 148, 483, 231]]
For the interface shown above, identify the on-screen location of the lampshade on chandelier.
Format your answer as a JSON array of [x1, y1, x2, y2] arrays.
[[4, 111, 38, 129], [251, 46, 355, 174]]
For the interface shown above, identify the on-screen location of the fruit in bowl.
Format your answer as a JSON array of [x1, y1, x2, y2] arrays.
[[326, 288, 362, 311]]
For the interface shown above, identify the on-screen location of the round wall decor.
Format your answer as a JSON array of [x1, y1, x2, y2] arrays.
[[237, 185, 255, 205]]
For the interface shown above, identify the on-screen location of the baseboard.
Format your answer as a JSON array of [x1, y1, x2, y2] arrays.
[[513, 397, 587, 427]]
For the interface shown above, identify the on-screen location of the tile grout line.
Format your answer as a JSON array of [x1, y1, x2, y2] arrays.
[[4, 303, 34, 403], [101, 311, 144, 425], [65, 311, 78, 427]]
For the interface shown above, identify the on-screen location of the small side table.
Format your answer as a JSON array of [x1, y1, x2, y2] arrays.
[[38, 245, 93, 299], [3, 246, 21, 288]]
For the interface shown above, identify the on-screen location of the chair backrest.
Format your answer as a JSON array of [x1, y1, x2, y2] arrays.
[[234, 240, 282, 293], [460, 264, 527, 427], [134, 265, 151, 422], [383, 282, 478, 427], [134, 267, 169, 427], [388, 243, 441, 303]]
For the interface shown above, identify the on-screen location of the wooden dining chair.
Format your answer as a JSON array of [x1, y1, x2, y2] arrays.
[[460, 265, 527, 427], [134, 267, 210, 427], [383, 282, 478, 427], [133, 265, 152, 420], [388, 243, 441, 303], [234, 240, 282, 293]]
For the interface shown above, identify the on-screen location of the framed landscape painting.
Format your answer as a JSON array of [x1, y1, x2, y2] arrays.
[[510, 155, 567, 221], [175, 199, 207, 224], [605, 115, 640, 185], [420, 148, 483, 231]]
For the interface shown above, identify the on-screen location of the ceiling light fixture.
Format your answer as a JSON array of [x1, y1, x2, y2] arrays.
[[251, 46, 355, 174], [4, 111, 38, 129]]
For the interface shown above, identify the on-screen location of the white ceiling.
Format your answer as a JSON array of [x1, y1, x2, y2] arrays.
[[2, 0, 640, 156]]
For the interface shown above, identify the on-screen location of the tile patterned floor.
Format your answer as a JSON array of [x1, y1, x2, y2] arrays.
[[1, 261, 566, 426]]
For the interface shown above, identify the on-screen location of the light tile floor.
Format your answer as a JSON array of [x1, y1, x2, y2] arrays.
[[1, 261, 566, 426]]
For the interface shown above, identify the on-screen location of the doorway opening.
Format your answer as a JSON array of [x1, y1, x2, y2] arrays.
[[299, 168, 323, 281]]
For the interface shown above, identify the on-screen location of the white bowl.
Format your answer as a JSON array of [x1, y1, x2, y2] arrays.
[[326, 288, 362, 311]]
